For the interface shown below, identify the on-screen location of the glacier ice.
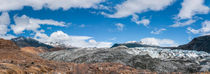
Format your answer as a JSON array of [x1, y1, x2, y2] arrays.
[[126, 47, 210, 60]]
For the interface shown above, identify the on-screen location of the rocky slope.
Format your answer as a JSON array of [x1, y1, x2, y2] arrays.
[[11, 36, 53, 49], [0, 38, 146, 74], [40, 46, 210, 73], [20, 47, 49, 55], [178, 35, 210, 53], [0, 39, 20, 50]]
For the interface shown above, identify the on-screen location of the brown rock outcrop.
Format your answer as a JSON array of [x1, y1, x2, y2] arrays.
[[0, 38, 20, 50]]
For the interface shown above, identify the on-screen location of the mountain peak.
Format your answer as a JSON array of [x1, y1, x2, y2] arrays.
[[11, 36, 53, 49]]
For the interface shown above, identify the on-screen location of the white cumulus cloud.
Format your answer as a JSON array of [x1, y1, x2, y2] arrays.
[[178, 0, 210, 19], [104, 0, 174, 18], [11, 15, 66, 34], [0, 12, 10, 35], [141, 37, 178, 47], [0, 0, 105, 11], [34, 31, 112, 48]]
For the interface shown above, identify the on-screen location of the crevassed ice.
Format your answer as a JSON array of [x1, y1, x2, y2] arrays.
[[126, 47, 210, 60]]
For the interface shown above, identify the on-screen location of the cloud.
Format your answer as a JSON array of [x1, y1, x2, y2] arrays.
[[0, 12, 10, 35], [11, 15, 66, 34], [170, 19, 196, 27], [0, 0, 105, 11], [178, 0, 210, 19], [172, 0, 209, 27], [141, 37, 178, 47], [104, 0, 174, 18], [92, 4, 110, 10], [30, 18, 66, 27], [115, 23, 124, 31], [187, 20, 210, 35], [187, 27, 200, 34], [131, 14, 150, 26], [151, 28, 166, 34], [34, 31, 112, 48]]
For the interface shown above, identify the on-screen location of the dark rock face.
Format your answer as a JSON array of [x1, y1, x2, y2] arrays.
[[11, 36, 53, 49], [111, 42, 158, 48], [178, 35, 210, 53]]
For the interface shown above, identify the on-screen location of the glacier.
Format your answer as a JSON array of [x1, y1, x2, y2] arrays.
[[40, 46, 210, 72], [126, 47, 209, 60]]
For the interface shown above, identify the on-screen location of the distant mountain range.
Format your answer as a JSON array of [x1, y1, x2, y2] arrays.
[[10, 35, 210, 53], [112, 35, 210, 53], [111, 41, 159, 48]]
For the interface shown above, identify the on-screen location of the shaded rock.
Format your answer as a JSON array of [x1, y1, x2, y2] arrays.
[[178, 35, 210, 53]]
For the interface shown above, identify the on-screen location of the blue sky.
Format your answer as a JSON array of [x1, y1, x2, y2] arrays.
[[0, 0, 210, 47]]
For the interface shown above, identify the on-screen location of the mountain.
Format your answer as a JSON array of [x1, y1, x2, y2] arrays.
[[112, 35, 210, 53], [11, 36, 53, 49], [111, 41, 159, 48], [178, 35, 210, 53]]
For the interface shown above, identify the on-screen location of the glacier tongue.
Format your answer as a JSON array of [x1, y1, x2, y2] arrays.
[[126, 47, 210, 60], [40, 46, 210, 72]]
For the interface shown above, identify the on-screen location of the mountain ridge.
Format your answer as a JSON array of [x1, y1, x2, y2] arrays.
[[177, 35, 210, 53], [111, 41, 159, 48], [11, 36, 53, 49]]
